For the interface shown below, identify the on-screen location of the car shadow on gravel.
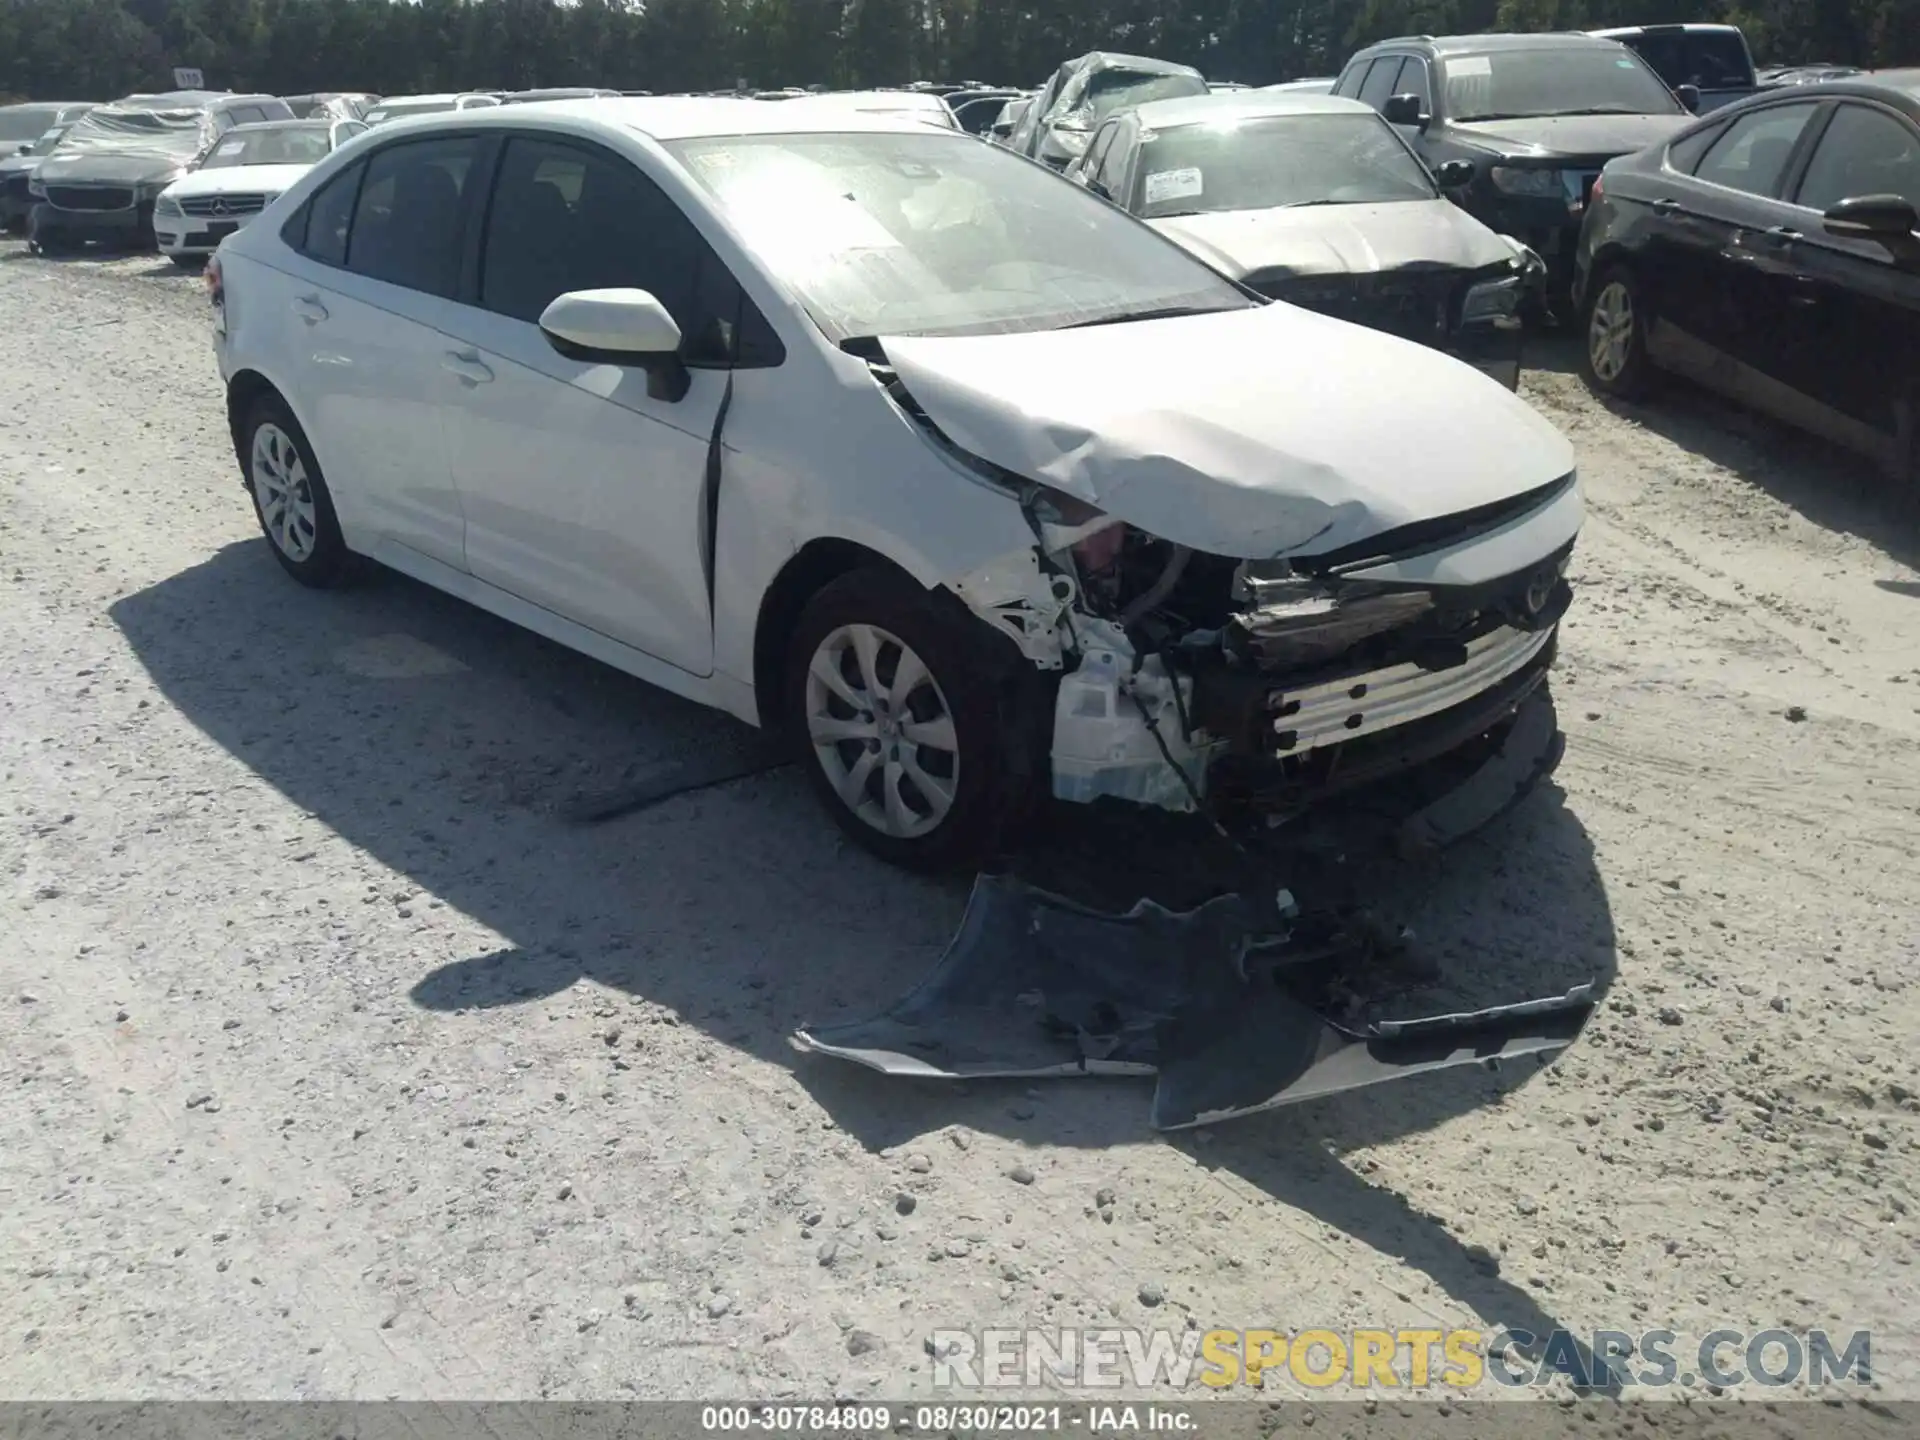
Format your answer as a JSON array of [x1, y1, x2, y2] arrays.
[[114, 538, 1618, 1385], [1531, 331, 1920, 568]]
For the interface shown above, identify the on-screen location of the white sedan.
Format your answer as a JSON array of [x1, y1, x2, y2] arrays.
[[155, 118, 366, 266], [207, 98, 1581, 870]]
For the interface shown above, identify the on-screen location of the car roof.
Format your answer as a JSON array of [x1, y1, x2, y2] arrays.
[[1589, 23, 1745, 36], [1869, 68, 1920, 98], [1129, 90, 1376, 126], [372, 93, 488, 105], [225, 119, 336, 132], [784, 89, 949, 108], [389, 94, 974, 141], [1363, 32, 1627, 56]]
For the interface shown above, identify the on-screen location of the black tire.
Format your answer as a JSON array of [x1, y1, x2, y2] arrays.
[[1579, 263, 1657, 400], [239, 394, 356, 588], [169, 254, 206, 271], [784, 566, 1041, 872]]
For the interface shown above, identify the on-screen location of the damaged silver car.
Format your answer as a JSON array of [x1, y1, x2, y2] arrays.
[[217, 102, 1593, 1122]]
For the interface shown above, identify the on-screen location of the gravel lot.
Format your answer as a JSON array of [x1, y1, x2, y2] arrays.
[[3, 239, 1918, 1413]]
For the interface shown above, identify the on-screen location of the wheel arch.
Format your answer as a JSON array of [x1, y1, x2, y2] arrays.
[[750, 538, 921, 730], [225, 368, 293, 475]]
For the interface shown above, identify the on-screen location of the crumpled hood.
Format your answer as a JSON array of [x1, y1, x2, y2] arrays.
[[35, 152, 186, 188], [1447, 113, 1689, 160], [164, 163, 316, 201], [881, 305, 1573, 559], [1149, 199, 1514, 282]]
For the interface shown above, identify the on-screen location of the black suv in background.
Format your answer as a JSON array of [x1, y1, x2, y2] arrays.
[[1334, 32, 1696, 310]]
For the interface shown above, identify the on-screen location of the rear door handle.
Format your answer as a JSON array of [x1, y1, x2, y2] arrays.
[[292, 295, 328, 323], [441, 352, 494, 386], [1765, 225, 1803, 242]]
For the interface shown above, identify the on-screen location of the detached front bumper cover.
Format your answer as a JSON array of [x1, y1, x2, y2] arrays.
[[791, 689, 1593, 1128], [791, 873, 1592, 1129]]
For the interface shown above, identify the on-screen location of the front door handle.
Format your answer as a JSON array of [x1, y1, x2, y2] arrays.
[[292, 295, 328, 323], [1765, 225, 1803, 242], [441, 352, 494, 386], [1651, 197, 1680, 213]]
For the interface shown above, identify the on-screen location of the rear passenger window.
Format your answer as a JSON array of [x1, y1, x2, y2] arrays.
[[346, 135, 484, 298], [1359, 58, 1406, 109], [285, 160, 363, 265], [1693, 102, 1817, 196], [1666, 121, 1727, 174], [478, 135, 783, 366], [1333, 62, 1370, 99]]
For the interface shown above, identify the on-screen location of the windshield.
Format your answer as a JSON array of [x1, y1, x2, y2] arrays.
[[667, 130, 1252, 342], [1083, 71, 1210, 126], [198, 124, 334, 168], [1618, 31, 1753, 90], [0, 106, 60, 144], [1441, 47, 1683, 121], [51, 107, 212, 163], [1134, 113, 1437, 217], [366, 99, 457, 123]]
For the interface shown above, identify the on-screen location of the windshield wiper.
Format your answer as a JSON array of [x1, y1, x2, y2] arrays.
[[1280, 198, 1347, 208], [1543, 106, 1651, 116], [1060, 304, 1240, 329]]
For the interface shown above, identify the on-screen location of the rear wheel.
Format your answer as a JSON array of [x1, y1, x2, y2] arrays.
[[1581, 264, 1656, 399], [784, 567, 1038, 872], [240, 395, 355, 588]]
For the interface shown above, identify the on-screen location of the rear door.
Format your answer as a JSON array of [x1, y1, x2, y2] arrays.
[[272, 132, 492, 569], [1774, 100, 1920, 468], [1647, 99, 1822, 394]]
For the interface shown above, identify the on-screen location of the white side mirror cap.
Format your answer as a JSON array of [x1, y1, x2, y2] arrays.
[[538, 288, 683, 357]]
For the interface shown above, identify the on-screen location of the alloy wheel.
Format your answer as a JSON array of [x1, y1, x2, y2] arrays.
[[804, 623, 960, 840], [1588, 280, 1635, 385], [250, 422, 319, 563]]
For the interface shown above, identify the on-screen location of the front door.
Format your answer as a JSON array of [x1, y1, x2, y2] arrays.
[[435, 133, 781, 677], [1772, 100, 1920, 468]]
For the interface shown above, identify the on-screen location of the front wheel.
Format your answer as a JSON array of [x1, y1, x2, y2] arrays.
[[1580, 264, 1657, 399], [784, 567, 1038, 872], [240, 395, 356, 587]]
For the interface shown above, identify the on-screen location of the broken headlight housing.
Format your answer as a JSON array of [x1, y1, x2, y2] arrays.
[[1461, 272, 1522, 322]]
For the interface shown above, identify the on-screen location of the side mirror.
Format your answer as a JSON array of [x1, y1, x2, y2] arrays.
[[1823, 194, 1918, 238], [1382, 93, 1426, 127], [14, 142, 29, 156], [1676, 83, 1702, 112], [539, 288, 690, 402], [1435, 158, 1475, 189]]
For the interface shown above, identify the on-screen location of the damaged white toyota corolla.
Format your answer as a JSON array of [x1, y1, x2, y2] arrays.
[[209, 98, 1580, 870]]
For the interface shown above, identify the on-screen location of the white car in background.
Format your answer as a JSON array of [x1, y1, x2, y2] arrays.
[[208, 99, 1580, 870], [363, 93, 502, 125], [778, 89, 961, 129], [154, 118, 366, 266]]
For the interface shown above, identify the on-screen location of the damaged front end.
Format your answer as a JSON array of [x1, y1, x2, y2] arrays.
[[805, 338, 1593, 1125]]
